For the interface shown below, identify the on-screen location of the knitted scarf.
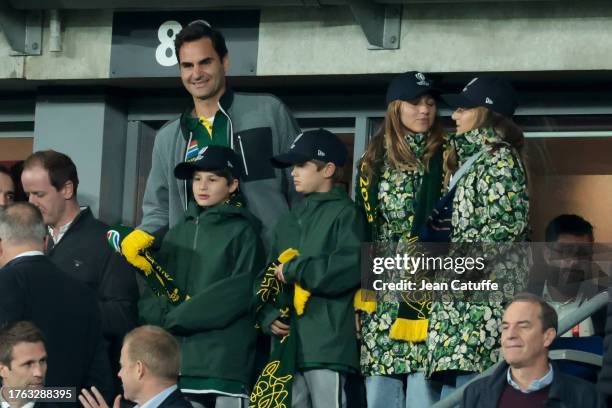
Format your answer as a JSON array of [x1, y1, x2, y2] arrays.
[[355, 135, 444, 342], [250, 249, 311, 408]]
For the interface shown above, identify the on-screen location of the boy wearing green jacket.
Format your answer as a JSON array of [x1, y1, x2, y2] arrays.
[[257, 129, 366, 408], [139, 145, 265, 408]]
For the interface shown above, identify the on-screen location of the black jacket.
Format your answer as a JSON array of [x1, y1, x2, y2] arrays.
[[47, 207, 139, 341], [598, 289, 612, 398], [0, 255, 114, 405], [158, 389, 192, 408], [462, 361, 605, 408]]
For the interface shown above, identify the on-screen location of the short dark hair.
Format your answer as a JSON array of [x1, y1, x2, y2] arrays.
[[0, 321, 46, 366], [0, 164, 11, 179], [174, 21, 228, 62], [507, 292, 558, 333], [23, 150, 79, 195], [123, 325, 180, 381], [545, 214, 593, 242], [311, 159, 343, 182]]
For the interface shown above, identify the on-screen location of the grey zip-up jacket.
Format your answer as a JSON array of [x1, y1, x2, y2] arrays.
[[139, 89, 301, 247]]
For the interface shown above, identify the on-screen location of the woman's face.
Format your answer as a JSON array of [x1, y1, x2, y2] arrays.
[[451, 107, 480, 134], [399, 95, 436, 134]]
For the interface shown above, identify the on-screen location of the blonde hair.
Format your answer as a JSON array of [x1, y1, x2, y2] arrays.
[[362, 100, 445, 179], [124, 325, 180, 381]]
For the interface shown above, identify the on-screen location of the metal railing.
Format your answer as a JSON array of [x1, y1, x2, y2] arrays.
[[431, 290, 609, 408]]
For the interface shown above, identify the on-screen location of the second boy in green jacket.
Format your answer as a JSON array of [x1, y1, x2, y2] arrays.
[[256, 129, 366, 408]]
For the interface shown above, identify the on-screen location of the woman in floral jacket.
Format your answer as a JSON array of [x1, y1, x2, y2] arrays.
[[355, 72, 446, 408], [426, 77, 529, 398]]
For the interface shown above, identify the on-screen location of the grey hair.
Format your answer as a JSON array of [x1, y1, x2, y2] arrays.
[[0, 203, 46, 245]]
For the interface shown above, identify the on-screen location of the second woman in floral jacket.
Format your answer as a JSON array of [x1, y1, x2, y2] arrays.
[[425, 77, 530, 398]]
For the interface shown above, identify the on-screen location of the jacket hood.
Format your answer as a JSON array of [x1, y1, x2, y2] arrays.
[[186, 198, 262, 234]]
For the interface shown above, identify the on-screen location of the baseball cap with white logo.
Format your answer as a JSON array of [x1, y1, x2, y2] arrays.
[[441, 76, 518, 118], [271, 128, 347, 169], [174, 145, 244, 179]]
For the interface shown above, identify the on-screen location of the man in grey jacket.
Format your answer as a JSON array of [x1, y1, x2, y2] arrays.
[[139, 21, 301, 247]]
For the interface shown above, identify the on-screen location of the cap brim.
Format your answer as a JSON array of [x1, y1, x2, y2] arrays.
[[387, 88, 440, 105], [441, 93, 480, 110], [174, 162, 233, 179], [174, 162, 198, 180], [270, 152, 311, 169]]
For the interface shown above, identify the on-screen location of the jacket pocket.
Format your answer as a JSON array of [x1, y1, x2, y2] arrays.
[[233, 127, 275, 182]]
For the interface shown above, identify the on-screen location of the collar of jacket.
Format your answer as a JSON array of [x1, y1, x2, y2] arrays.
[[185, 199, 261, 231], [2, 253, 47, 270], [487, 361, 571, 405], [296, 186, 347, 209], [179, 88, 235, 142], [46, 206, 93, 253], [450, 126, 502, 166]]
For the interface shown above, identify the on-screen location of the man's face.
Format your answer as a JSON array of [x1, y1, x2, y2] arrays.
[[544, 233, 593, 286], [0, 172, 15, 209], [21, 166, 70, 228], [501, 301, 555, 369], [0, 341, 47, 392], [117, 343, 141, 403], [179, 38, 229, 102]]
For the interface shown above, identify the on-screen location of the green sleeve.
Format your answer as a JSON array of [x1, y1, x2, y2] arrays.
[[283, 205, 365, 296], [138, 286, 172, 326], [164, 227, 265, 334]]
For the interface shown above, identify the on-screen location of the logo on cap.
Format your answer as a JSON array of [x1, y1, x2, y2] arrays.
[[195, 146, 209, 161], [463, 77, 479, 92], [290, 133, 304, 149], [485, 97, 494, 105], [317, 149, 326, 157], [227, 160, 234, 168], [415, 72, 430, 86]]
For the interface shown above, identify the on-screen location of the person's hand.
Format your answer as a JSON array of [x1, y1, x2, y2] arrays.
[[355, 312, 362, 340], [270, 319, 290, 337], [79, 387, 120, 408], [274, 264, 286, 284]]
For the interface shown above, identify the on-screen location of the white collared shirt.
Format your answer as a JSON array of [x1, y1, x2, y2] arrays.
[[135, 385, 177, 408]]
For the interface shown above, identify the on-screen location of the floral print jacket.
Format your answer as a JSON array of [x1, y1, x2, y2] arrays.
[[426, 127, 529, 375], [360, 133, 431, 376]]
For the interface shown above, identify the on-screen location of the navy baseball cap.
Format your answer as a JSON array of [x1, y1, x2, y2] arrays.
[[441, 77, 518, 117], [386, 71, 438, 105], [174, 145, 243, 179], [271, 129, 347, 169]]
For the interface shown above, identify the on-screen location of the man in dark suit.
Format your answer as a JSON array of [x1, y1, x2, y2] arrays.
[[21, 150, 139, 393], [80, 325, 191, 408], [0, 202, 113, 405]]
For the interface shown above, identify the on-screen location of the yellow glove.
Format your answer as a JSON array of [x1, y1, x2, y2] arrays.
[[121, 229, 155, 275]]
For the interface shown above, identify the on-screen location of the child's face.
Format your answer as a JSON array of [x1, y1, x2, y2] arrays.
[[192, 170, 238, 207], [290, 161, 334, 194]]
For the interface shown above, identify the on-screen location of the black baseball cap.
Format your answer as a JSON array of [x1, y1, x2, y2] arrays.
[[386, 71, 438, 105], [174, 145, 243, 179], [441, 76, 518, 118], [271, 128, 347, 169]]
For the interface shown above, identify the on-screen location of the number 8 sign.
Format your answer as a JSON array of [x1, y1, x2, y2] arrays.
[[155, 20, 183, 67]]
